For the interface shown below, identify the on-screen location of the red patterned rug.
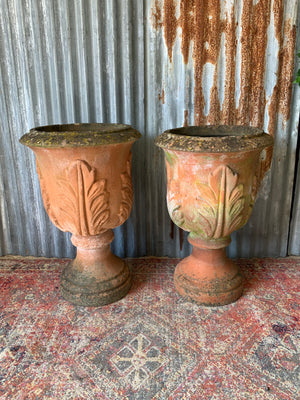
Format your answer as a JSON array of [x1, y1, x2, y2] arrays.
[[0, 256, 299, 399]]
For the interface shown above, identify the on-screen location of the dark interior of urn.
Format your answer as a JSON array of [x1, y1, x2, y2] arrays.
[[168, 125, 263, 138]]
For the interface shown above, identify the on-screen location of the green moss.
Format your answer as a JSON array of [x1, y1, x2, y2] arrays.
[[154, 125, 273, 153], [165, 151, 177, 166], [19, 123, 142, 148]]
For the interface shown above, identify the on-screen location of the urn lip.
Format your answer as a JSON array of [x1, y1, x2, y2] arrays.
[[155, 125, 273, 153], [19, 123, 141, 148]]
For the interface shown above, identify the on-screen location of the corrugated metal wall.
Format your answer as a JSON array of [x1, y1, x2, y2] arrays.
[[0, 0, 299, 259], [289, 144, 300, 255]]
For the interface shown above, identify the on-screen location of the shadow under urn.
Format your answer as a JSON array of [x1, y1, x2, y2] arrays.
[[155, 125, 273, 306], [20, 123, 141, 306]]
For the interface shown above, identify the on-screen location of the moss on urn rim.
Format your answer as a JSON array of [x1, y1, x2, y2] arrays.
[[155, 125, 273, 153], [20, 123, 142, 148]]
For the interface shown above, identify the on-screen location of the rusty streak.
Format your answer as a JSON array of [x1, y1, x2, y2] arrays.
[[183, 109, 189, 126], [278, 20, 297, 123], [155, 0, 296, 130], [151, 0, 163, 30], [236, 0, 254, 125], [249, 0, 272, 128], [178, 0, 194, 64], [159, 89, 165, 104], [220, 7, 236, 125], [163, 0, 178, 62], [267, 0, 284, 136]]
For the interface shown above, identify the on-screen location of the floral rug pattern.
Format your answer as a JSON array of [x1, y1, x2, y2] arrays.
[[0, 256, 299, 399]]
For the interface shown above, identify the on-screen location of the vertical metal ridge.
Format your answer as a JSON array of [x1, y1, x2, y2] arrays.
[[39, 0, 62, 123], [88, 1, 102, 122], [0, 169, 12, 255], [56, 0, 75, 122], [70, 0, 89, 122], [131, 0, 147, 256], [117, 0, 134, 257], [289, 144, 300, 255], [103, 0, 117, 122]]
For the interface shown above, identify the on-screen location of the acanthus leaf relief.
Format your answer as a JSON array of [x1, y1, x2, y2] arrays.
[[117, 155, 134, 225], [170, 165, 245, 239], [196, 165, 245, 239], [57, 160, 110, 236]]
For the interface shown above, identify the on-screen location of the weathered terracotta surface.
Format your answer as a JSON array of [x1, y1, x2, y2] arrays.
[[20, 123, 141, 306], [155, 125, 273, 306]]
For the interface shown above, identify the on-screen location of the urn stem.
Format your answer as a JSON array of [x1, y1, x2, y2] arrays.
[[60, 230, 131, 307]]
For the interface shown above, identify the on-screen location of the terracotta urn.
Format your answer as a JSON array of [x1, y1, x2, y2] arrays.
[[155, 125, 273, 306], [20, 123, 141, 306]]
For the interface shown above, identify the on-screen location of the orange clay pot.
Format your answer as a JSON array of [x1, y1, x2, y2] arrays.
[[155, 126, 273, 306], [20, 123, 141, 306]]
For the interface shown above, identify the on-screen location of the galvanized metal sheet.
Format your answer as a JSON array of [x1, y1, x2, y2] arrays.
[[288, 3, 300, 256], [0, 0, 299, 258], [289, 145, 300, 255]]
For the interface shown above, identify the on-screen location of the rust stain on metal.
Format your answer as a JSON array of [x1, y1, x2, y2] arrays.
[[178, 0, 195, 64], [183, 109, 189, 126], [235, 0, 271, 127], [158, 89, 165, 104], [248, 0, 271, 128], [273, 0, 284, 40], [277, 21, 296, 122], [266, 0, 284, 136], [266, 4, 296, 134], [151, 0, 163, 30], [194, 0, 222, 125], [163, 0, 178, 62], [179, 0, 223, 124], [234, 0, 251, 125], [220, 7, 236, 125], [155, 0, 296, 129]]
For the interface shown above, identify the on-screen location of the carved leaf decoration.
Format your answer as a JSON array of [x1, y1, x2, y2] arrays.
[[169, 203, 185, 228], [57, 160, 110, 235], [117, 156, 133, 225], [226, 184, 245, 235], [195, 183, 218, 238], [88, 177, 110, 235], [195, 165, 245, 239]]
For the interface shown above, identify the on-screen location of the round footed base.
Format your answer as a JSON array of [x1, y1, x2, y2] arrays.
[[60, 261, 131, 307], [174, 252, 244, 306]]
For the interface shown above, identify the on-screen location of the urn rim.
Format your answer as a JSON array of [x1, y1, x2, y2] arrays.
[[155, 125, 273, 153], [19, 123, 141, 148]]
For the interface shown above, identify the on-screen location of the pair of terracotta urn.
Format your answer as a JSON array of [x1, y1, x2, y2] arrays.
[[20, 123, 273, 307]]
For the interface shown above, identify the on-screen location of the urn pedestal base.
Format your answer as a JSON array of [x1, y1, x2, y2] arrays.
[[174, 236, 244, 306], [60, 230, 131, 307]]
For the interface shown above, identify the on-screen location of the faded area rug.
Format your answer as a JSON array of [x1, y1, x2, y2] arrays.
[[0, 256, 299, 400]]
